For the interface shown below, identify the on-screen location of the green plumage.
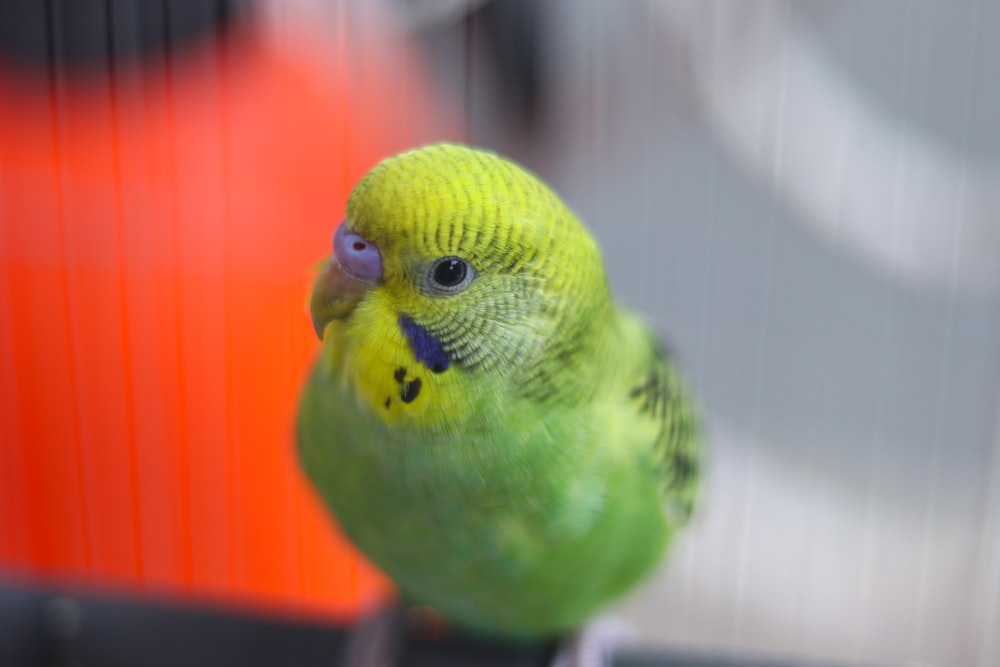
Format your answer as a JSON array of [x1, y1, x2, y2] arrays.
[[298, 143, 702, 639]]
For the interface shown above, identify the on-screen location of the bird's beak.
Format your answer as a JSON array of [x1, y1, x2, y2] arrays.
[[310, 222, 383, 339], [309, 259, 372, 338]]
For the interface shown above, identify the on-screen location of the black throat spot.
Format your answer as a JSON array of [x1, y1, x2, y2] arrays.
[[392, 366, 423, 404], [400, 378, 422, 403]]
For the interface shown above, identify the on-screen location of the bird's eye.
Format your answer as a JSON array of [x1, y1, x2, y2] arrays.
[[433, 258, 466, 286], [427, 256, 474, 294]]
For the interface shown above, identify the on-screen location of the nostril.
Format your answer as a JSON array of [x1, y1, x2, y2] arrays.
[[352, 241, 365, 252]]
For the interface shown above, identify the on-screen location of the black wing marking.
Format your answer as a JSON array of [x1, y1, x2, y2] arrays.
[[629, 343, 701, 522]]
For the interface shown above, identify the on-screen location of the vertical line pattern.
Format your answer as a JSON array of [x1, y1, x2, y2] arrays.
[[161, 0, 195, 588], [731, 1, 788, 644], [583, 1, 597, 217], [856, 1, 918, 649], [977, 403, 1000, 666], [104, 0, 145, 585], [823, 11, 874, 663], [908, 0, 971, 659], [215, 14, 242, 595], [0, 133, 29, 568], [635, 4, 654, 313], [859, 1, 915, 658], [886, 2, 918, 654], [785, 5, 853, 654], [278, 0, 305, 607], [955, 0, 1000, 663], [687, 1, 724, 642], [45, 0, 94, 574], [463, 8, 475, 142], [338, 0, 354, 209]]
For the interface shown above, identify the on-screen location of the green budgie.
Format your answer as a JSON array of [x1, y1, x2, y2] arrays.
[[298, 143, 701, 640]]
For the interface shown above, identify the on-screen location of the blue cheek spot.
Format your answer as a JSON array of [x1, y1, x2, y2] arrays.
[[398, 315, 450, 373]]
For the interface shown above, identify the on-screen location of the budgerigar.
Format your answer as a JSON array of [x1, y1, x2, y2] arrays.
[[298, 143, 701, 640]]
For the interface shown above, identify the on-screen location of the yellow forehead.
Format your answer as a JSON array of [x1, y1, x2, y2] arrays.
[[345, 143, 581, 271]]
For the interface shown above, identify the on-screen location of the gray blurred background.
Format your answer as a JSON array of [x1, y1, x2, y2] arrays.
[[280, 1, 1000, 665]]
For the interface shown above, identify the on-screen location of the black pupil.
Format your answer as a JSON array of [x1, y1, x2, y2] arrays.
[[434, 259, 466, 287]]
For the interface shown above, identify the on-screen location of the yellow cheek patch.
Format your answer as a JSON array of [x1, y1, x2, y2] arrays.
[[321, 285, 492, 433], [329, 294, 450, 428], [346, 327, 431, 423]]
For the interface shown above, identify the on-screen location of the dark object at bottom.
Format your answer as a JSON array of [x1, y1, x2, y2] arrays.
[[0, 579, 882, 667], [404, 631, 556, 667]]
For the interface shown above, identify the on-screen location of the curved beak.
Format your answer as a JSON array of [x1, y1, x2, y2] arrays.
[[309, 258, 374, 339], [310, 222, 384, 339]]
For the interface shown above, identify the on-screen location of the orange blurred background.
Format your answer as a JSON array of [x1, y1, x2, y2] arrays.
[[0, 4, 460, 621]]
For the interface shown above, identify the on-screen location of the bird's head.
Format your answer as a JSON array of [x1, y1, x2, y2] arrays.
[[310, 143, 611, 423]]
